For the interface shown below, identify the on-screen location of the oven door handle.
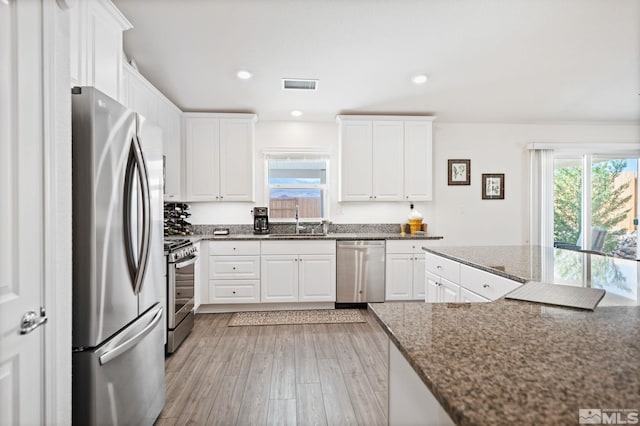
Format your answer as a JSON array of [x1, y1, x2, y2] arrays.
[[174, 255, 198, 269]]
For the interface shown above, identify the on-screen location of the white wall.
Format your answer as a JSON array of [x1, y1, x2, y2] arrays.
[[190, 120, 640, 246]]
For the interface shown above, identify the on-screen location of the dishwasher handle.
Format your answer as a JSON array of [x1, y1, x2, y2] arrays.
[[337, 241, 385, 248]]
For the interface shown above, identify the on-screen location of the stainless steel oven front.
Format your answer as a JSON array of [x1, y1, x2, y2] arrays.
[[165, 241, 198, 353]]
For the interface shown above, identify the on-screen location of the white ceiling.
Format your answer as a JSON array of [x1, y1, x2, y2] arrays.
[[114, 0, 640, 123]]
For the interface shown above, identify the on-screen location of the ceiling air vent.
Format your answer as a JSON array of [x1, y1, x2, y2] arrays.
[[282, 78, 319, 91]]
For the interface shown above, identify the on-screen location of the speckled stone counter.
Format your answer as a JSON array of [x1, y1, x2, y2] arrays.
[[168, 232, 444, 241], [370, 300, 640, 425]]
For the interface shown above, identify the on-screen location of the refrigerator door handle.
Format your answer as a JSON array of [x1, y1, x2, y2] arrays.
[[123, 140, 139, 292], [131, 114, 152, 295], [124, 116, 152, 295], [98, 306, 163, 366]]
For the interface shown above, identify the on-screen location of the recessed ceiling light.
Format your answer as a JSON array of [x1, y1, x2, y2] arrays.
[[411, 74, 428, 85], [237, 70, 253, 80], [290, 110, 303, 117]]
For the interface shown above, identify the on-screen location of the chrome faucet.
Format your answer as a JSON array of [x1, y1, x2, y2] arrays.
[[295, 204, 305, 234]]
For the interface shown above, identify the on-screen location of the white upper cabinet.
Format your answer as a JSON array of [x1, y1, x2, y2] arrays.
[[404, 121, 433, 201], [184, 113, 256, 202], [158, 101, 183, 200], [372, 121, 404, 201], [339, 120, 373, 201], [70, 0, 131, 102], [338, 115, 435, 202], [123, 64, 184, 200]]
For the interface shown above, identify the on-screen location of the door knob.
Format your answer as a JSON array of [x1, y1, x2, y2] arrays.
[[20, 307, 48, 335]]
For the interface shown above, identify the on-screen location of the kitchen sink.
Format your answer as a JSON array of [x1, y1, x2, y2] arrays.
[[265, 233, 328, 238]]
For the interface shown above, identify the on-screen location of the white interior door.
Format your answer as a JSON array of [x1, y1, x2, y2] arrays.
[[0, 0, 46, 424]]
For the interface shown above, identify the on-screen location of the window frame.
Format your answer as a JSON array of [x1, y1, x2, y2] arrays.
[[263, 153, 330, 222], [529, 143, 640, 261]]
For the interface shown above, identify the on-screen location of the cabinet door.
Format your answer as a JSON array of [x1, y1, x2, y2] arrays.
[[404, 121, 433, 201], [385, 254, 413, 300], [85, 0, 129, 102], [460, 288, 489, 303], [261, 255, 298, 302], [440, 278, 460, 303], [425, 271, 440, 303], [412, 256, 426, 300], [127, 72, 159, 125], [298, 255, 336, 302], [185, 118, 219, 201], [372, 121, 404, 201], [340, 120, 373, 201], [219, 119, 254, 201], [159, 102, 182, 199]]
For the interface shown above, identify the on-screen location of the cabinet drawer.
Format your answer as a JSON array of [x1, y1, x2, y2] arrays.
[[209, 241, 260, 256], [386, 240, 427, 254], [424, 252, 460, 283], [459, 265, 521, 301], [261, 240, 336, 255], [209, 256, 260, 279], [209, 280, 260, 303]]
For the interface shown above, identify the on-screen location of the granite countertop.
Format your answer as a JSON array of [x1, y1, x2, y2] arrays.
[[168, 232, 444, 242], [371, 244, 640, 424], [369, 300, 640, 425], [423, 245, 639, 307]]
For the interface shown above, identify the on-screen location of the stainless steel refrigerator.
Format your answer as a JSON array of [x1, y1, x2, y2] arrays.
[[71, 87, 165, 425]]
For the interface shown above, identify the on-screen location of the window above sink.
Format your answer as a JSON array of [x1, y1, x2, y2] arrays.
[[266, 154, 329, 221]]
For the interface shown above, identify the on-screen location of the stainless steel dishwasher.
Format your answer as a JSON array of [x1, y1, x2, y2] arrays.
[[336, 240, 385, 304]]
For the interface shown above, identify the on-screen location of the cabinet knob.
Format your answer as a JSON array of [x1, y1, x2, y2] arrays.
[[436, 265, 442, 269], [233, 247, 236, 251], [232, 291, 236, 294], [220, 196, 223, 199], [232, 267, 236, 270], [483, 284, 490, 288]]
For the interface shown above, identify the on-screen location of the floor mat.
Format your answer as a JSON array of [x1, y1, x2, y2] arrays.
[[228, 309, 365, 326]]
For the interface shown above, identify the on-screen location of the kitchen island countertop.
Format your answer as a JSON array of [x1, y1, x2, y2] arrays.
[[370, 244, 640, 425], [369, 300, 640, 425]]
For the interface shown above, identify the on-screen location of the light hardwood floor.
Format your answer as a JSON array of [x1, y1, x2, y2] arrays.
[[156, 309, 389, 426]]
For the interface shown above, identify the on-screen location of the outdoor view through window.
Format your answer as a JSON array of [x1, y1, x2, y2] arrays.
[[554, 156, 638, 260], [267, 159, 327, 220]]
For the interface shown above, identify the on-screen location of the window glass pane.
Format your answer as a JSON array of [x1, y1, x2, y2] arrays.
[[269, 188, 323, 219], [591, 157, 637, 259], [553, 157, 583, 250], [268, 160, 326, 185]]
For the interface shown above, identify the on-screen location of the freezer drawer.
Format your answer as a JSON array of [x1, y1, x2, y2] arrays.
[[73, 304, 165, 426], [337, 241, 386, 303]]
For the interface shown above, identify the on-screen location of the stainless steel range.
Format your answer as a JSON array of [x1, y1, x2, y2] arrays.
[[164, 239, 198, 353]]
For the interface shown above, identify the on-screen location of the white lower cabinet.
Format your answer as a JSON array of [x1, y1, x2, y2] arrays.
[[385, 240, 437, 301], [208, 241, 261, 304], [424, 251, 521, 303], [261, 241, 336, 303], [260, 256, 298, 302], [460, 288, 490, 303], [459, 264, 521, 301], [426, 271, 460, 303]]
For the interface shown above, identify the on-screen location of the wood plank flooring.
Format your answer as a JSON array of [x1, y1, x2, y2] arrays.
[[157, 309, 388, 426]]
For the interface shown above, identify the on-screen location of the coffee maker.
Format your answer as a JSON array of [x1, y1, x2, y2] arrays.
[[253, 207, 270, 234]]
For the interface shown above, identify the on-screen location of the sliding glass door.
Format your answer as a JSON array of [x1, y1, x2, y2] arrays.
[[552, 154, 638, 260]]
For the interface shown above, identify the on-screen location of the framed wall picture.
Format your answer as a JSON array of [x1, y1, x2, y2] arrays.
[[447, 159, 471, 185], [482, 173, 505, 199]]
